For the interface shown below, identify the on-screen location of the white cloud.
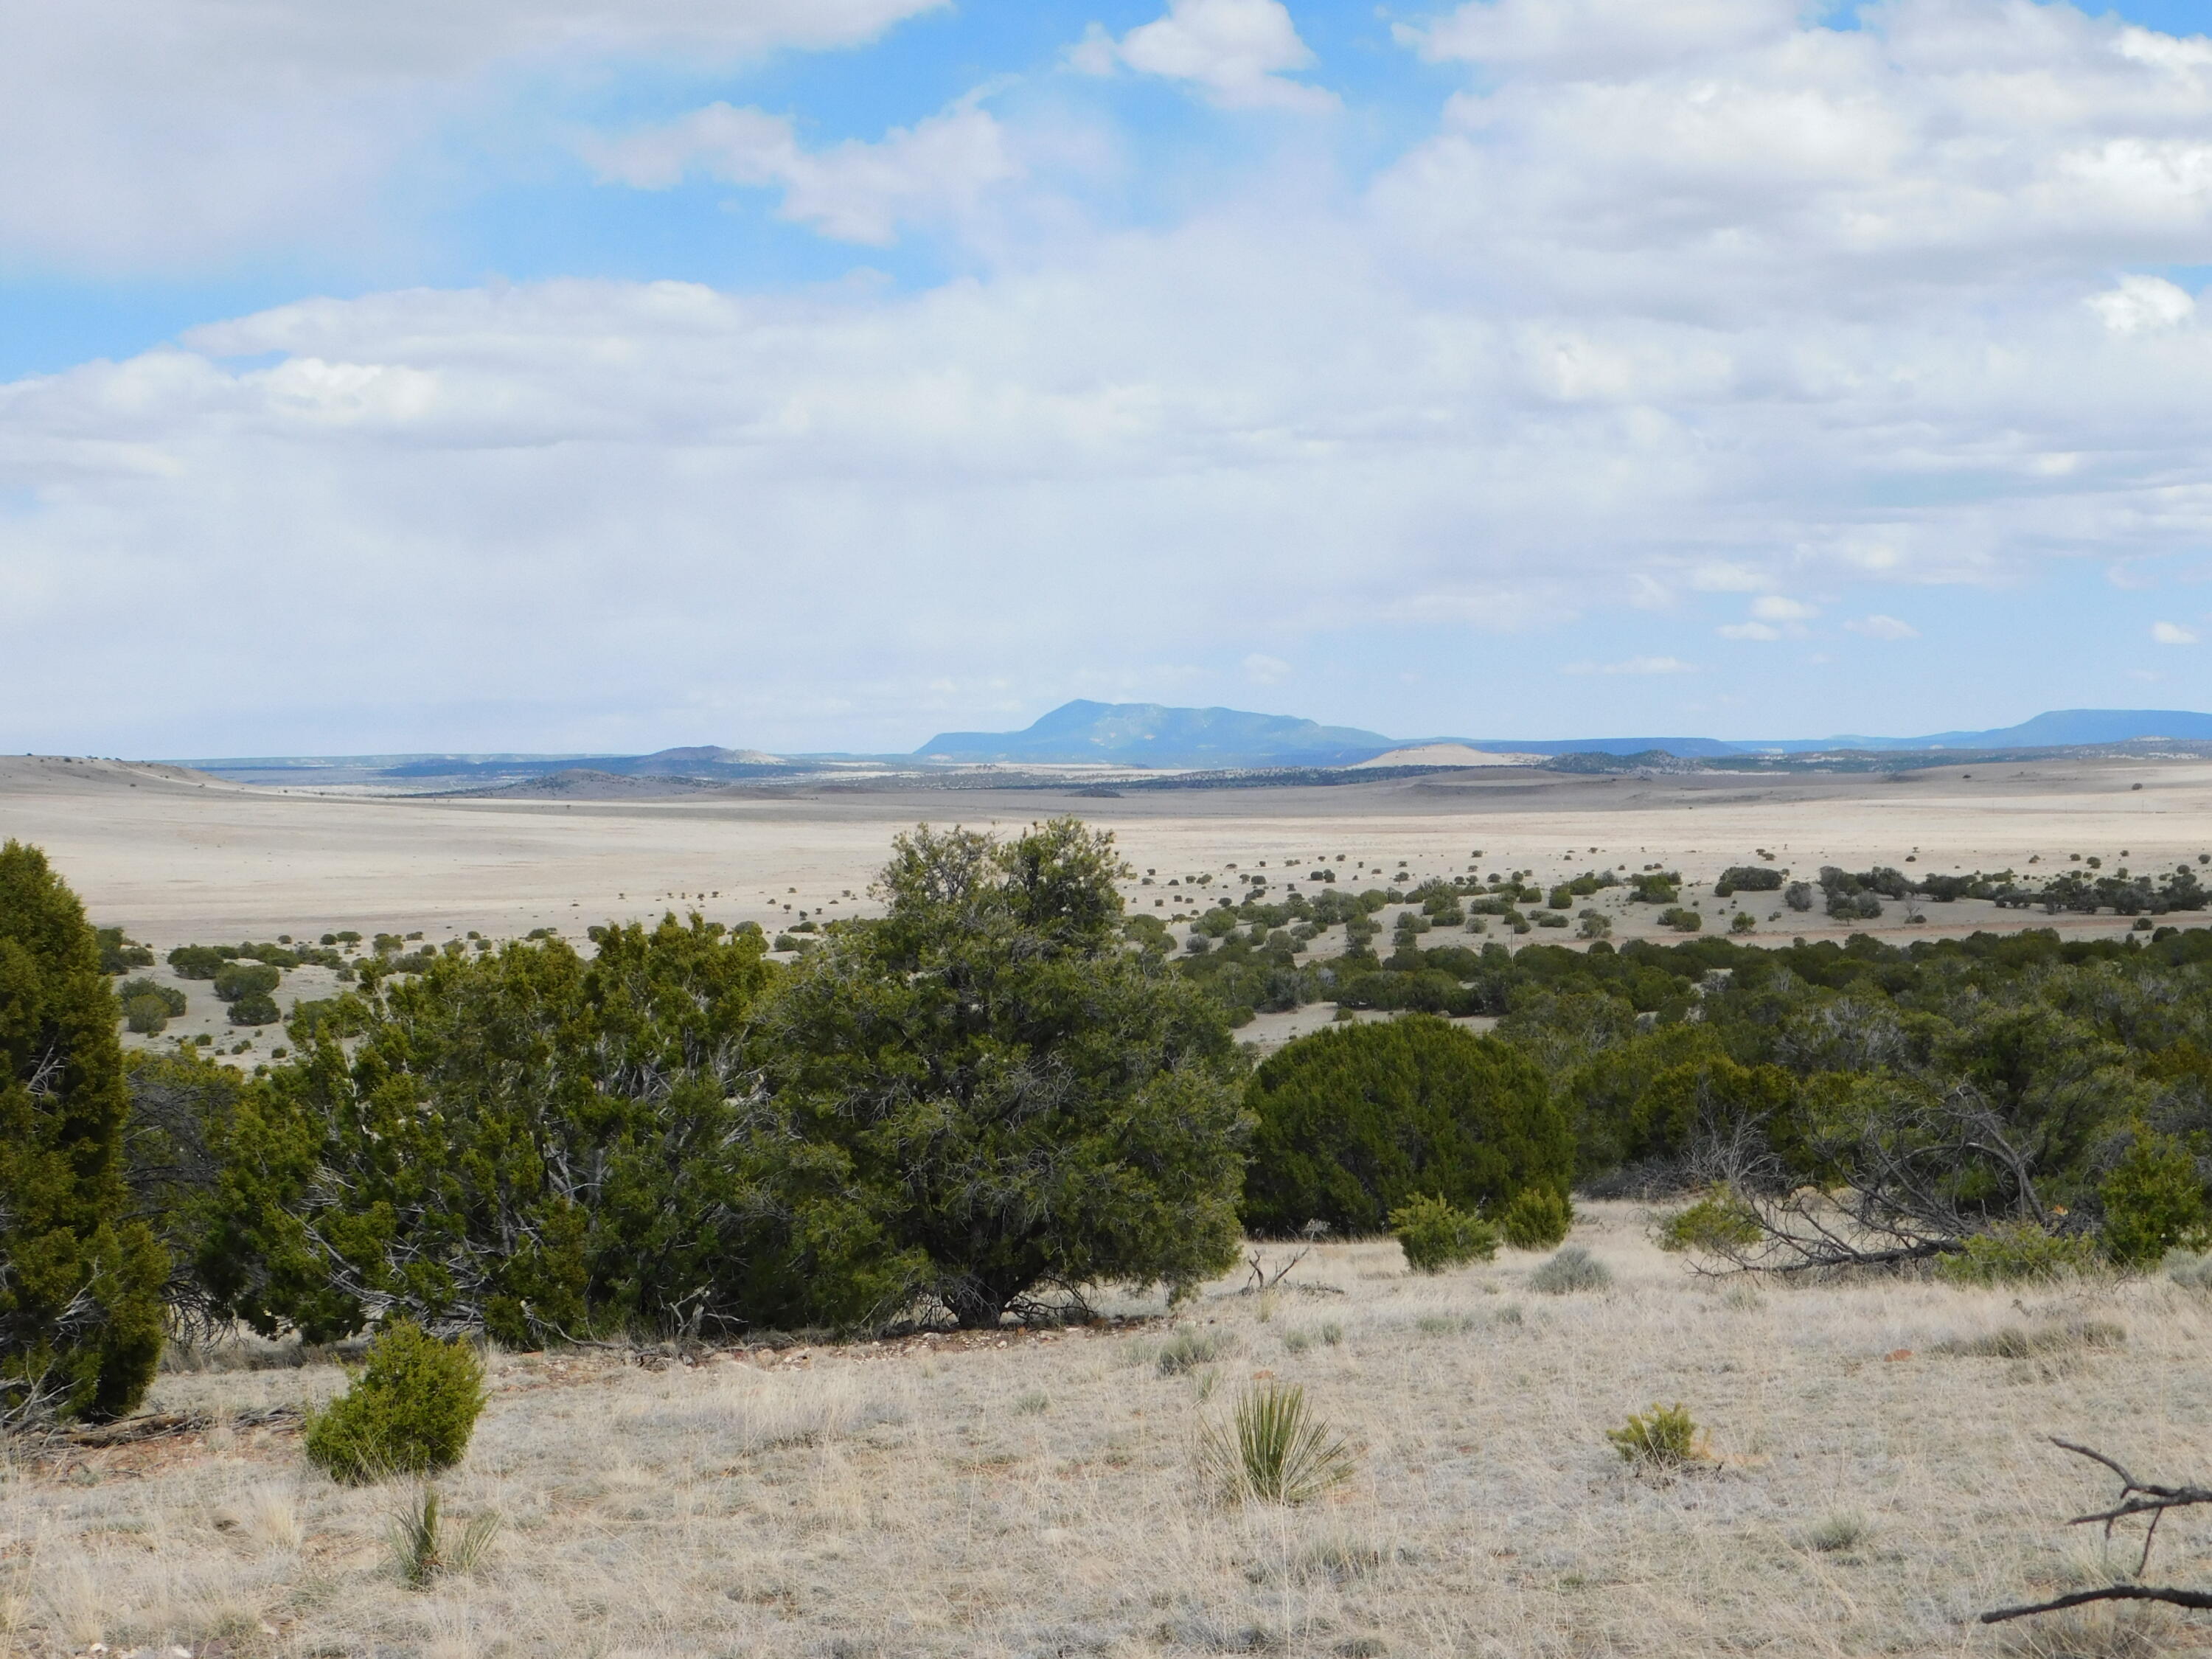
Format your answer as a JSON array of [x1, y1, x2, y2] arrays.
[[1083, 0, 1337, 111], [15, 1, 2212, 748], [1750, 595, 1817, 622], [2090, 275, 2199, 335], [1845, 613, 1920, 639], [1402, 0, 1801, 80], [2152, 621, 2199, 644], [0, 0, 946, 267], [1563, 655, 1697, 675], [583, 100, 1018, 244], [1242, 653, 1291, 684]]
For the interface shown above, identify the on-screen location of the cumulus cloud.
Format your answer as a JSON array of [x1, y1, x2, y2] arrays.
[[1750, 595, 1817, 622], [1077, 0, 1336, 111], [0, 0, 946, 266], [1845, 614, 1921, 640], [1401, 0, 1801, 79], [12, 0, 2212, 748], [1242, 653, 1292, 684], [582, 100, 1018, 244], [2152, 621, 2199, 644], [2090, 275, 2199, 335]]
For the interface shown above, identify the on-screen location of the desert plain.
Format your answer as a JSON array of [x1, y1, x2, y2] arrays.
[[5, 751, 2212, 1658]]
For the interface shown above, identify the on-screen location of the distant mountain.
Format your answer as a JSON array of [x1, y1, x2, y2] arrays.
[[1728, 709, 2212, 754], [915, 700, 1397, 768], [175, 706, 2212, 790]]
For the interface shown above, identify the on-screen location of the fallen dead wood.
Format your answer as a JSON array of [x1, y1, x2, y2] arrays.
[[63, 1410, 210, 1447], [1983, 1439, 2212, 1624]]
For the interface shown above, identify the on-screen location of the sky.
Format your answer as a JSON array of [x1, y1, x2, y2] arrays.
[[7, 0, 2212, 757]]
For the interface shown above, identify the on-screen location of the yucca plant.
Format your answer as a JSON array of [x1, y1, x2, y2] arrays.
[[1198, 1382, 1355, 1506], [389, 1484, 501, 1588]]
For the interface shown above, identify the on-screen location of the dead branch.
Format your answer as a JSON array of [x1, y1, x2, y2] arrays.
[[1982, 1439, 2212, 1624], [63, 1411, 212, 1448], [1242, 1247, 1310, 1294]]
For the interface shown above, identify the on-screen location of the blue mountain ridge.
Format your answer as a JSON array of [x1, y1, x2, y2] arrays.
[[912, 703, 2212, 767]]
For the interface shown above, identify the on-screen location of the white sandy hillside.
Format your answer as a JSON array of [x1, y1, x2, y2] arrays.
[[1349, 743, 1541, 768]]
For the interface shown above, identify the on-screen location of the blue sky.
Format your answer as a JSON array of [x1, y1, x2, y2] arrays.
[[7, 0, 2212, 756]]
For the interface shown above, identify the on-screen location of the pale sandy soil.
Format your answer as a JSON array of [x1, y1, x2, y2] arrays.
[[7, 1208, 2210, 1658], [1, 754, 2201, 956]]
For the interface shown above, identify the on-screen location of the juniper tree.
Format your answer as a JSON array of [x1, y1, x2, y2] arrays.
[[0, 841, 167, 1425]]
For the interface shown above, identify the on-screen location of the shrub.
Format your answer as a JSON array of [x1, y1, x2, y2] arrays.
[[1935, 1222, 2101, 1286], [2101, 1131, 2208, 1267], [168, 944, 240, 979], [1783, 882, 1813, 912], [212, 961, 282, 1004], [1157, 1328, 1230, 1376], [1197, 1382, 1354, 1505], [1729, 911, 1756, 935], [1933, 1318, 2124, 1358], [229, 991, 281, 1027], [1243, 1016, 1573, 1236], [96, 928, 154, 974], [1530, 1244, 1611, 1294], [2166, 1249, 2212, 1290], [1388, 1193, 1499, 1273], [0, 841, 168, 1426], [1658, 1189, 1762, 1255], [1804, 1512, 1867, 1553], [122, 993, 171, 1034], [389, 1484, 500, 1588], [1577, 911, 1612, 939], [1714, 866, 1785, 897], [117, 978, 186, 1017], [305, 1320, 487, 1484], [1607, 1402, 1701, 1467], [1657, 907, 1703, 933], [1499, 1186, 1573, 1251]]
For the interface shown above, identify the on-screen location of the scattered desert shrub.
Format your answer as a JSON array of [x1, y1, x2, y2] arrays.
[[2099, 1130, 2208, 1267], [388, 1484, 500, 1588], [1607, 1402, 1702, 1467], [1657, 1188, 1762, 1255], [1936, 1222, 2101, 1286], [1389, 1193, 1498, 1273], [1933, 1319, 2124, 1359], [1713, 866, 1785, 897], [1783, 881, 1814, 911], [1530, 1244, 1611, 1294], [212, 961, 281, 1004], [228, 990, 281, 1026], [1803, 1512, 1867, 1553], [1499, 1185, 1573, 1250], [2166, 1248, 2212, 1290], [1657, 906, 1703, 933], [304, 1320, 487, 1484], [96, 927, 155, 974], [1157, 1328, 1230, 1376], [1197, 1382, 1355, 1505], [1243, 1015, 1573, 1235], [118, 978, 186, 1018]]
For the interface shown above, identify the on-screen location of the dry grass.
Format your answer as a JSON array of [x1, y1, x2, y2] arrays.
[[9, 1205, 2212, 1657]]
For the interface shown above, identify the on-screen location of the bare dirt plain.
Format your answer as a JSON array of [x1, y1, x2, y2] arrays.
[[10, 754, 2212, 1656], [3, 752, 2202, 951]]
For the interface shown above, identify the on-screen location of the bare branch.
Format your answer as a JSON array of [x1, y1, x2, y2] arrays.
[[1983, 1439, 2212, 1627]]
